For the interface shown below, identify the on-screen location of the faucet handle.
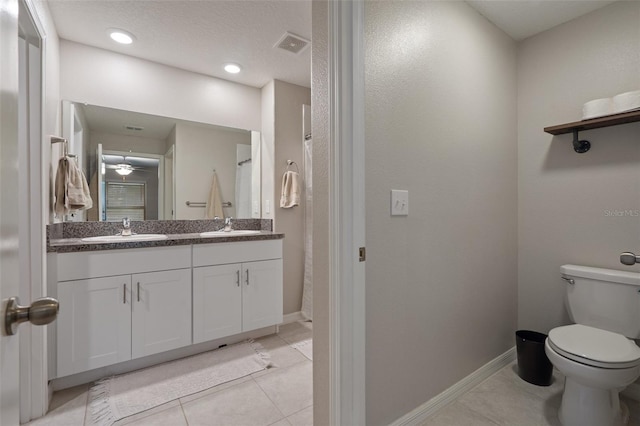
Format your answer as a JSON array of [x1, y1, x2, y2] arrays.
[[122, 217, 130, 227]]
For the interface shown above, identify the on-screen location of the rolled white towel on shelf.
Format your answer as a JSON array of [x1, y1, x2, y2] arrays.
[[612, 90, 640, 114], [582, 97, 613, 120]]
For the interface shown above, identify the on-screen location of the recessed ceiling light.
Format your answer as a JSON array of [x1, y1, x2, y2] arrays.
[[108, 29, 135, 45], [224, 63, 241, 74]]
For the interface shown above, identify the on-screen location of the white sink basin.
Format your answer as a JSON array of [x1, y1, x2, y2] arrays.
[[81, 234, 168, 243], [199, 230, 261, 238]]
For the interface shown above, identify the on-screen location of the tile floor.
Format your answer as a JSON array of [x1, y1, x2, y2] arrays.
[[422, 361, 640, 426], [28, 322, 313, 426], [28, 330, 640, 426]]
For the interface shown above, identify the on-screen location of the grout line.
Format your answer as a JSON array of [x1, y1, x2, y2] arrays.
[[253, 373, 288, 422], [178, 399, 189, 426]]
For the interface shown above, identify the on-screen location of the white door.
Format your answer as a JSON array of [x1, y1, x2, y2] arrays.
[[1, 0, 23, 423], [192, 264, 242, 344], [242, 259, 283, 331], [131, 269, 191, 358]]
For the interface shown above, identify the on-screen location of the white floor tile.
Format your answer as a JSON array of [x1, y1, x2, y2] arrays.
[[181, 379, 284, 426], [287, 405, 313, 426], [26, 392, 87, 426], [420, 401, 499, 426], [255, 361, 313, 417], [117, 404, 187, 426], [112, 400, 182, 426]]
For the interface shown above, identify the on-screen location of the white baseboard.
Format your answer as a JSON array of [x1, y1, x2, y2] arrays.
[[282, 311, 305, 324], [622, 383, 640, 402], [390, 347, 516, 426]]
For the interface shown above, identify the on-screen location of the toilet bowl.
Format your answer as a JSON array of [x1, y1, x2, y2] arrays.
[[545, 325, 640, 426], [546, 265, 640, 426]]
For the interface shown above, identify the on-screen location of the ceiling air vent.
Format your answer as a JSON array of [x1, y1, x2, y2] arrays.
[[125, 125, 144, 131], [274, 32, 310, 55]]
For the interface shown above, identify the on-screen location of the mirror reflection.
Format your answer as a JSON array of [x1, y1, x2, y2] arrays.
[[62, 101, 261, 222]]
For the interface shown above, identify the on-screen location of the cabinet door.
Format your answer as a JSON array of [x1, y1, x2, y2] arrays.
[[242, 259, 283, 331], [57, 275, 132, 377], [131, 269, 192, 358], [192, 264, 242, 344]]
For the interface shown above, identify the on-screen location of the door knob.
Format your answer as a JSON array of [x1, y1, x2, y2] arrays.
[[620, 252, 640, 266], [4, 297, 59, 336]]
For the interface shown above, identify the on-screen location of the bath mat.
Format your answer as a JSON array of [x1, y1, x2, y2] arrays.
[[292, 339, 313, 361], [89, 340, 270, 426]]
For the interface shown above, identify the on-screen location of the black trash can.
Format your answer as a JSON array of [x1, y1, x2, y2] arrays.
[[515, 330, 553, 386]]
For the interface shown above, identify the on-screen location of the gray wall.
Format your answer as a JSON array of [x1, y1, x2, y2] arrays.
[[273, 80, 311, 315], [517, 1, 640, 334], [311, 1, 330, 425], [365, 2, 518, 424]]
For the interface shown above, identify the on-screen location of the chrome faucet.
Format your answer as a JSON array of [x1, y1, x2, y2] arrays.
[[121, 217, 132, 236], [223, 217, 233, 232]]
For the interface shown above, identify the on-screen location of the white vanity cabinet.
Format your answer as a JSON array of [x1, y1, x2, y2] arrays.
[[192, 240, 283, 344], [55, 246, 192, 377]]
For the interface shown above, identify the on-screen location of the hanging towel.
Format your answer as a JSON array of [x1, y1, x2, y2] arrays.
[[205, 171, 225, 219], [280, 170, 300, 208], [54, 156, 93, 217]]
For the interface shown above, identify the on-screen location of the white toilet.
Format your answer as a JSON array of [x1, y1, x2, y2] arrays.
[[545, 264, 640, 426]]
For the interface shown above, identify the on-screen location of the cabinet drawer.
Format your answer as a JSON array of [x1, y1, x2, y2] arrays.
[[193, 240, 282, 267], [57, 246, 191, 281]]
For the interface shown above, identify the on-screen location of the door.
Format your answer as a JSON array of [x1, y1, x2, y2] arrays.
[[242, 260, 283, 331], [57, 276, 132, 377], [192, 264, 242, 344], [1, 0, 22, 422], [131, 269, 191, 358]]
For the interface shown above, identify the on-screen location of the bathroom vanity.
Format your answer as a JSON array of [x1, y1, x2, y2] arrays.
[[47, 227, 283, 382]]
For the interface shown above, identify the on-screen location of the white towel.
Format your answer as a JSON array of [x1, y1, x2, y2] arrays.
[[54, 156, 93, 217], [205, 171, 224, 219], [280, 170, 300, 208]]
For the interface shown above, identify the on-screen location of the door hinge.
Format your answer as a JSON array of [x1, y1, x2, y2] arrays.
[[359, 247, 366, 262]]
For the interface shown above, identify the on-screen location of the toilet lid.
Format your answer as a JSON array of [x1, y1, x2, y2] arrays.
[[548, 324, 640, 369]]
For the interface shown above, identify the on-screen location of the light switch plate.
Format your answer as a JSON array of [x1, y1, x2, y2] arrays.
[[391, 190, 409, 216]]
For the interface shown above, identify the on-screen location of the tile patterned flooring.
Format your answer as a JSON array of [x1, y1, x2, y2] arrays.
[[422, 362, 640, 426], [29, 322, 313, 426], [27, 326, 640, 426]]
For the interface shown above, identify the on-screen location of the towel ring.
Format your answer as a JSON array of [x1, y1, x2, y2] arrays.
[[286, 160, 299, 173]]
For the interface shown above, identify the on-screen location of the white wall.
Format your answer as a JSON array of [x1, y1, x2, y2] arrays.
[[365, 2, 518, 424], [517, 1, 640, 334], [261, 80, 275, 220], [89, 130, 167, 156], [59, 40, 261, 131], [174, 122, 250, 220]]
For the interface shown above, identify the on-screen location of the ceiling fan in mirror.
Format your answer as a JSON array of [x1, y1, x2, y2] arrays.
[[102, 155, 156, 178]]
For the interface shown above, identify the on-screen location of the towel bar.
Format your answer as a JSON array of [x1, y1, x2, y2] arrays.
[[185, 201, 232, 208]]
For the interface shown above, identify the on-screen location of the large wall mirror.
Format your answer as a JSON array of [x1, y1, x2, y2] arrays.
[[62, 101, 261, 222]]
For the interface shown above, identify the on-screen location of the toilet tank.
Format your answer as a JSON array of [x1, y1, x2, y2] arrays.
[[562, 265, 640, 338]]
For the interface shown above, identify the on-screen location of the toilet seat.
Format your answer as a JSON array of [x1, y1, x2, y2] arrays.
[[548, 324, 640, 369]]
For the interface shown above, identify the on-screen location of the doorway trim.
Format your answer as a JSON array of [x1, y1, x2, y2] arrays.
[[19, 0, 48, 421], [328, 1, 366, 424]]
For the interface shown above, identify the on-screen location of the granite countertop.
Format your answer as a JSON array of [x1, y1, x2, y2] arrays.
[[47, 219, 282, 253], [48, 231, 285, 253]]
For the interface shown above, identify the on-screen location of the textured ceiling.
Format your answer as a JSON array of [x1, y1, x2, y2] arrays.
[[46, 0, 312, 89], [466, 0, 617, 41]]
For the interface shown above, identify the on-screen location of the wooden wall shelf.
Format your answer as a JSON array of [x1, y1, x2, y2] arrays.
[[544, 110, 640, 135]]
